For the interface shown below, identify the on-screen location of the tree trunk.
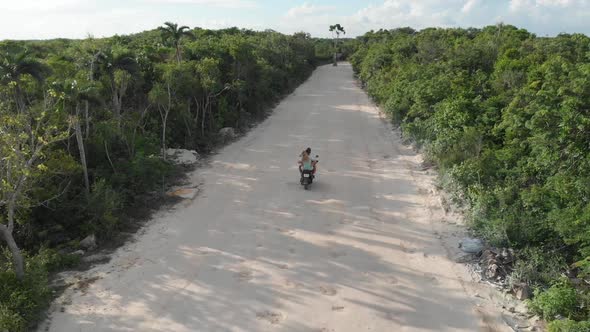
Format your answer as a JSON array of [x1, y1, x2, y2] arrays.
[[161, 107, 168, 160], [0, 224, 25, 280], [110, 74, 122, 131], [193, 96, 202, 137], [207, 96, 213, 133], [332, 33, 336, 66], [201, 96, 207, 137], [104, 140, 117, 173], [14, 84, 26, 113], [185, 99, 192, 146], [334, 34, 339, 66], [86, 52, 97, 139], [74, 104, 90, 199], [84, 100, 90, 140], [176, 44, 182, 63], [236, 100, 241, 129], [160, 81, 172, 160]]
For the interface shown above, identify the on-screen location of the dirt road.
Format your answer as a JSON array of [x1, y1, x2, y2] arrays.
[[43, 64, 511, 331]]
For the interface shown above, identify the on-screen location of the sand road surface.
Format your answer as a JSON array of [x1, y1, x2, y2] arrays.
[[43, 64, 511, 332]]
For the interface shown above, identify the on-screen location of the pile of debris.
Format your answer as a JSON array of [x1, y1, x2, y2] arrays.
[[481, 248, 515, 282], [459, 237, 531, 300]]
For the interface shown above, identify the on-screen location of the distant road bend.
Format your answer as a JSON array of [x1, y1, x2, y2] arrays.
[[44, 63, 511, 332]]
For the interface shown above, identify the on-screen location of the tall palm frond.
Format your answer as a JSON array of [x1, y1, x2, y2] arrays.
[[95, 47, 138, 76], [0, 50, 47, 83], [158, 21, 194, 62]]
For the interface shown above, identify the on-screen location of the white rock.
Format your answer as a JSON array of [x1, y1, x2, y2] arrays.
[[49, 270, 80, 288], [82, 254, 110, 264], [79, 234, 97, 250], [459, 237, 484, 253], [219, 127, 236, 139], [166, 148, 199, 165]]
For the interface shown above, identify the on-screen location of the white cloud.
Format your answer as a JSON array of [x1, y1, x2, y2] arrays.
[[190, 14, 265, 31], [537, 0, 573, 5], [461, 0, 480, 13], [285, 2, 336, 18], [503, 0, 590, 36], [351, 0, 460, 30], [143, 0, 257, 8], [335, 0, 589, 37], [0, 0, 93, 11], [510, 0, 584, 11]]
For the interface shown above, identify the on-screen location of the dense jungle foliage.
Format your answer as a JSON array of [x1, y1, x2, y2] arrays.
[[314, 37, 356, 62], [350, 25, 590, 328], [0, 25, 322, 330]]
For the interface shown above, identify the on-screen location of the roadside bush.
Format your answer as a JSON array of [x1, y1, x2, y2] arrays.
[[509, 247, 567, 288], [33, 248, 81, 273], [85, 179, 123, 237], [0, 304, 24, 332], [549, 319, 590, 332], [0, 250, 54, 332], [529, 281, 579, 320]]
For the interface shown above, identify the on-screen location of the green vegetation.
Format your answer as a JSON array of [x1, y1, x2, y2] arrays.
[[529, 280, 581, 320], [314, 37, 356, 63], [509, 247, 567, 288], [350, 25, 590, 326], [549, 319, 590, 332], [0, 24, 318, 330], [0, 248, 78, 332]]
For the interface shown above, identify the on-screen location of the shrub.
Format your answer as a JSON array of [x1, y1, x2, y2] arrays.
[[0, 250, 53, 332], [548, 319, 590, 332], [529, 281, 579, 320], [85, 179, 123, 237], [0, 304, 25, 332], [33, 248, 80, 272], [509, 247, 567, 288], [115, 151, 173, 201]]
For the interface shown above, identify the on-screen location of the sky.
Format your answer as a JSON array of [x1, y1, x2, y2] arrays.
[[0, 0, 588, 40]]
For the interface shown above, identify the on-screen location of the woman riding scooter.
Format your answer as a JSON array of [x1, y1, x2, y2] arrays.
[[298, 148, 317, 184]]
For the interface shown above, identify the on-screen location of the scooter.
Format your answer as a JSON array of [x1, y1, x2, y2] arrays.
[[300, 156, 319, 190]]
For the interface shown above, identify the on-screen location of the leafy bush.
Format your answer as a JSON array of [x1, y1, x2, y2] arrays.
[[0, 304, 25, 332], [509, 247, 567, 288], [529, 281, 579, 320], [0, 250, 54, 332], [85, 179, 123, 237], [33, 248, 80, 273], [549, 319, 590, 332]]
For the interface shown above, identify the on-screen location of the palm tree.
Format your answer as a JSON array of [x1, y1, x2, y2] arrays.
[[0, 49, 47, 112], [158, 22, 193, 63], [94, 46, 138, 129], [329, 24, 346, 66]]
